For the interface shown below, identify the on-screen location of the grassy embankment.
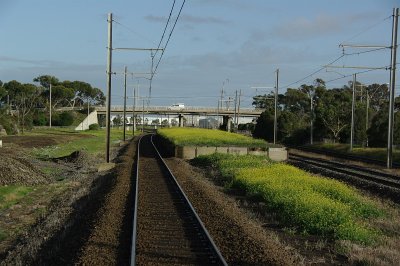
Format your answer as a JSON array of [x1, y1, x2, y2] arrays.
[[0, 128, 133, 244], [307, 143, 400, 163], [31, 127, 127, 158], [157, 127, 268, 147]]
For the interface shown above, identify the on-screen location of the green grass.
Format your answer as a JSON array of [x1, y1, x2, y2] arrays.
[[0, 229, 7, 241], [192, 153, 385, 244], [158, 127, 268, 147], [32, 128, 128, 159], [0, 186, 34, 210], [308, 143, 400, 163]]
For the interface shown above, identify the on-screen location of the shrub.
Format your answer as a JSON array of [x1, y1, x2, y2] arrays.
[[89, 123, 100, 130], [52, 111, 74, 126]]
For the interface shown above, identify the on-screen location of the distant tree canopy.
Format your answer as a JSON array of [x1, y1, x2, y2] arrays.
[[0, 75, 104, 133], [252, 78, 395, 147]]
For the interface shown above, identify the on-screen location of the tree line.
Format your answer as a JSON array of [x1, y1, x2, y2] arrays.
[[0, 75, 105, 133], [252, 78, 399, 147]]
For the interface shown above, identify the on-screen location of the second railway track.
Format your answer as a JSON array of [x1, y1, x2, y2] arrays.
[[288, 152, 400, 203], [131, 134, 227, 265]]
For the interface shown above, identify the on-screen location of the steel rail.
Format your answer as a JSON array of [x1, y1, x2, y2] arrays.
[[150, 134, 228, 266], [290, 146, 400, 168], [289, 154, 400, 190], [130, 135, 142, 266], [130, 134, 227, 265]]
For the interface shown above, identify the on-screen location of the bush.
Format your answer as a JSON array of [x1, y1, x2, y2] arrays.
[[88, 123, 99, 130], [32, 111, 48, 126], [52, 111, 74, 126]]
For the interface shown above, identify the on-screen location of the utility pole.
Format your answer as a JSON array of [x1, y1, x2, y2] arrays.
[[123, 66, 127, 141], [105, 13, 113, 163], [387, 7, 399, 169], [350, 74, 356, 151], [132, 83, 137, 134], [142, 98, 145, 132], [310, 90, 314, 145], [274, 69, 279, 145], [237, 89, 242, 127], [234, 90, 238, 131], [49, 83, 52, 128]]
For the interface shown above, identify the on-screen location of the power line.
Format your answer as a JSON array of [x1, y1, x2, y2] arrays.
[[324, 65, 390, 84], [281, 54, 344, 89], [154, 0, 176, 58], [153, 0, 186, 77], [340, 15, 391, 44], [112, 19, 156, 46], [342, 46, 388, 56]]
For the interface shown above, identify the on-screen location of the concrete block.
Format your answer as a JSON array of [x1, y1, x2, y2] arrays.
[[268, 147, 288, 162], [0, 140, 2, 148], [175, 146, 197, 159], [196, 146, 217, 157], [216, 146, 229, 154], [97, 162, 116, 172], [248, 150, 268, 156], [228, 146, 248, 155]]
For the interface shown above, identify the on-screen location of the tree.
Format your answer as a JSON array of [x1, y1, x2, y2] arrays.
[[4, 81, 41, 133], [33, 75, 59, 88], [113, 115, 122, 127], [252, 109, 274, 142], [315, 88, 351, 142]]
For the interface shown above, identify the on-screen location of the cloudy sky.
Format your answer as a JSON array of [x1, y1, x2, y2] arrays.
[[0, 0, 398, 107]]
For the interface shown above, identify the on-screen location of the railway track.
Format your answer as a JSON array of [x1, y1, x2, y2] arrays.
[[289, 153, 400, 202], [131, 134, 227, 265], [290, 145, 400, 168]]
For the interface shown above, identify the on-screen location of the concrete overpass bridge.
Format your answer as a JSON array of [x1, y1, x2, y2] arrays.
[[94, 105, 262, 117], [59, 105, 263, 131]]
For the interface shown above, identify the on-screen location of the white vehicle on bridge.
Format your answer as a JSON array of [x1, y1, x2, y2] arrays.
[[168, 103, 185, 110]]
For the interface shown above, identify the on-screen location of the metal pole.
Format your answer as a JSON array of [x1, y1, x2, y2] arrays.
[[132, 84, 136, 134], [350, 74, 356, 151], [234, 90, 238, 131], [87, 97, 89, 129], [274, 69, 279, 144], [387, 7, 399, 169], [123, 66, 127, 141], [366, 89, 369, 147], [237, 89, 242, 128], [105, 13, 113, 163], [310, 90, 313, 144], [49, 83, 52, 128], [142, 99, 144, 132], [7, 94, 10, 114]]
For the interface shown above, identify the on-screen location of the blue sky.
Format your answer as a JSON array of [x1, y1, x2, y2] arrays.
[[0, 0, 398, 108]]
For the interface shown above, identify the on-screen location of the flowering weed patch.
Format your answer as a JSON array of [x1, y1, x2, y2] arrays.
[[192, 154, 385, 244]]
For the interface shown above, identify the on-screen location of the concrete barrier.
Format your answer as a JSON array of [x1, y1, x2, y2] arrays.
[[268, 147, 288, 162], [228, 146, 248, 155], [175, 146, 197, 159], [196, 146, 217, 157]]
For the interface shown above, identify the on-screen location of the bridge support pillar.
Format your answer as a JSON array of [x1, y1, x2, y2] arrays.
[[178, 114, 184, 127], [223, 115, 233, 132]]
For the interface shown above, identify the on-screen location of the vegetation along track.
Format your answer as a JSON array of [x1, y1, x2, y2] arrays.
[[132, 134, 227, 265], [289, 153, 400, 203]]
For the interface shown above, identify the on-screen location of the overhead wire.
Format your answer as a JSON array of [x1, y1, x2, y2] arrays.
[[281, 54, 345, 89], [154, 0, 176, 58], [340, 15, 391, 44], [280, 13, 392, 91], [153, 0, 186, 77]]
